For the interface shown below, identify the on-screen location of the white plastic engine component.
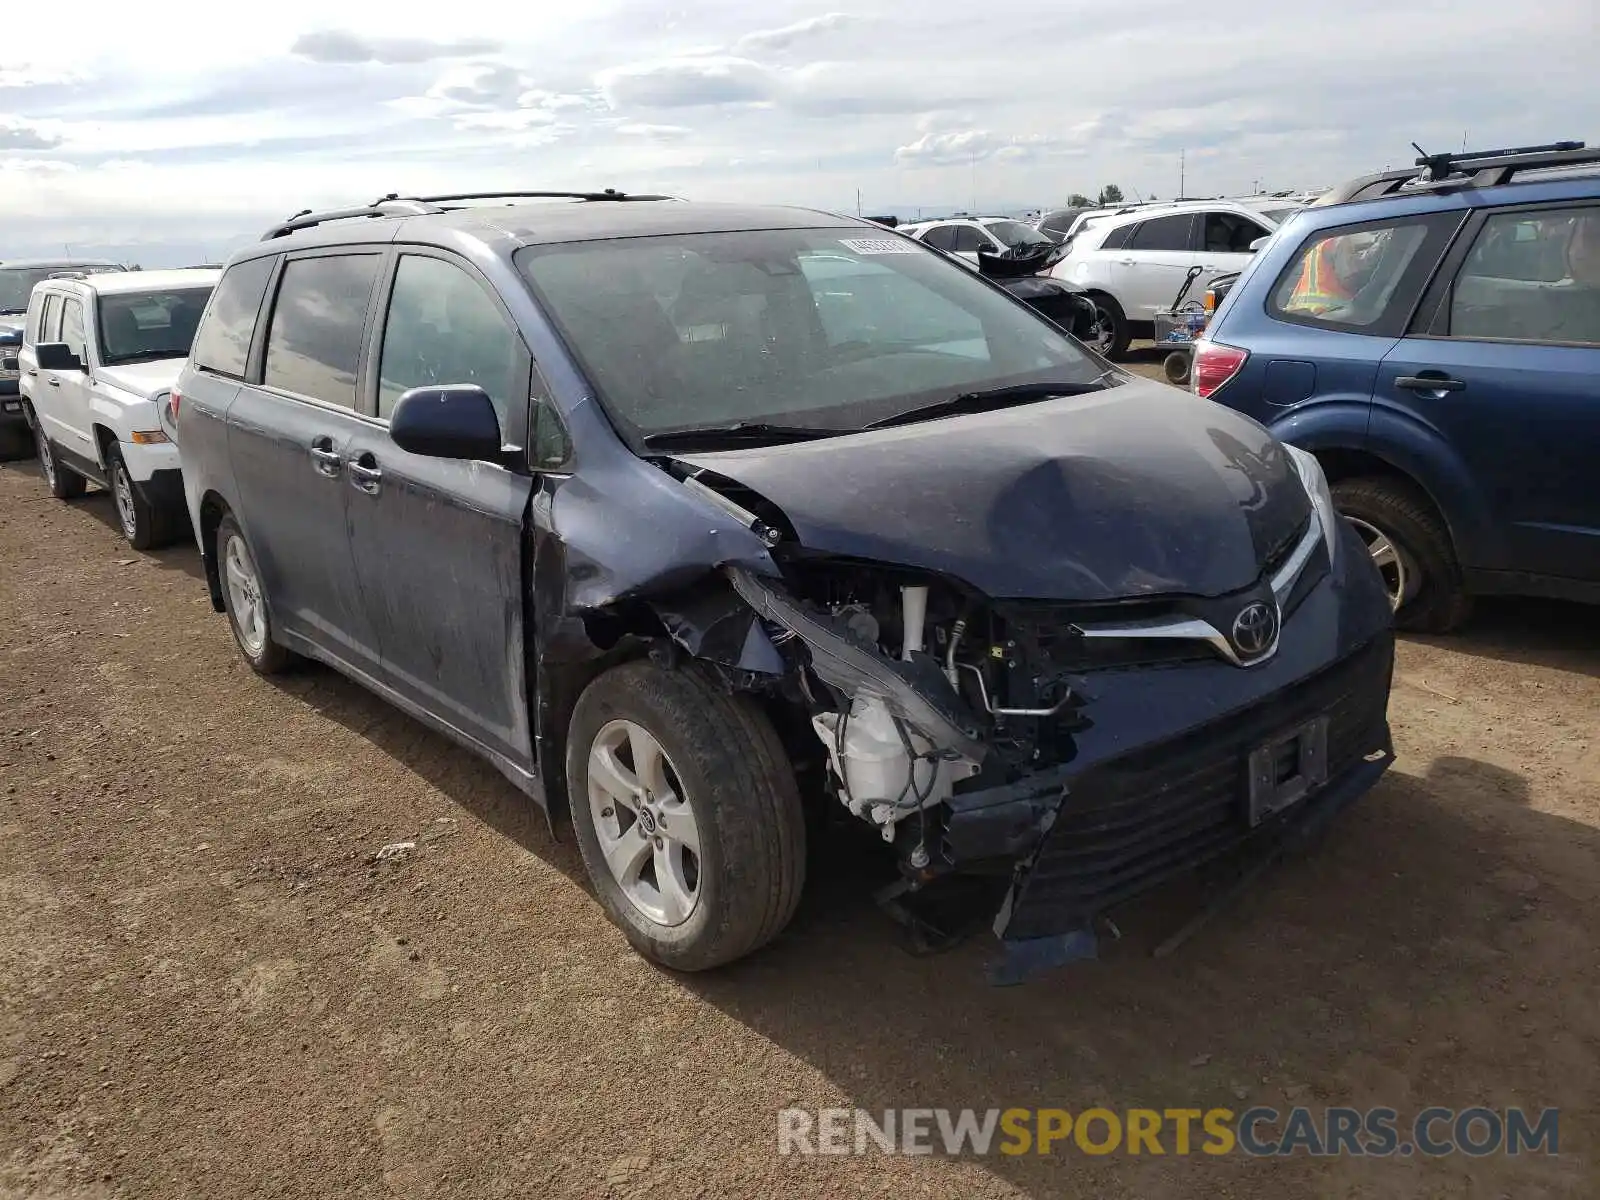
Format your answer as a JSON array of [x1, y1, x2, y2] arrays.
[[900, 585, 928, 661], [812, 692, 977, 841]]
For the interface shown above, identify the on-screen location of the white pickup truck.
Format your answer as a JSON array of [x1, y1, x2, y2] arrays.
[[19, 269, 218, 549]]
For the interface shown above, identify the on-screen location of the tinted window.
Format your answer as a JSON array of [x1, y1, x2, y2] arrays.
[[262, 254, 380, 408], [984, 220, 1050, 249], [377, 255, 527, 422], [1271, 218, 1445, 330], [920, 226, 958, 252], [1098, 222, 1134, 251], [1201, 212, 1270, 253], [40, 295, 62, 343], [1449, 207, 1600, 344], [1039, 209, 1083, 236], [98, 288, 214, 365], [192, 257, 275, 379], [60, 299, 87, 360], [1127, 214, 1194, 252], [517, 227, 1105, 441], [950, 226, 988, 253]]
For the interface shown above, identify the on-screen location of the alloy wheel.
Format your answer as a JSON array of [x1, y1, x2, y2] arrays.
[[35, 428, 55, 488], [112, 461, 137, 540], [587, 718, 702, 928], [1345, 516, 1417, 611], [223, 533, 268, 655]]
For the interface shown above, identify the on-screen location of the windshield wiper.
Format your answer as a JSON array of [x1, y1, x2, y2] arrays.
[[641, 421, 846, 450], [104, 350, 183, 365], [862, 378, 1114, 431]]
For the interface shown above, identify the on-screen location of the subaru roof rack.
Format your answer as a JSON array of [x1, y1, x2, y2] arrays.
[[1319, 140, 1599, 206], [261, 188, 670, 240]]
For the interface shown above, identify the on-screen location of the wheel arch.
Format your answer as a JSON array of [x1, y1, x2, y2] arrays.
[[197, 490, 231, 612]]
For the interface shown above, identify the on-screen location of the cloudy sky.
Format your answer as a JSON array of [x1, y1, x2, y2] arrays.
[[3, 0, 1596, 264]]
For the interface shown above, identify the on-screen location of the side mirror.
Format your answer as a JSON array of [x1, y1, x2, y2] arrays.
[[35, 342, 84, 372], [1248, 235, 1272, 253], [389, 384, 505, 462]]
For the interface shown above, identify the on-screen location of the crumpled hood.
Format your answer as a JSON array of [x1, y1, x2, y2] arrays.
[[95, 359, 183, 399], [673, 380, 1310, 601]]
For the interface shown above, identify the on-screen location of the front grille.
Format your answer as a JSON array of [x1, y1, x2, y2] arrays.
[[1005, 635, 1393, 939]]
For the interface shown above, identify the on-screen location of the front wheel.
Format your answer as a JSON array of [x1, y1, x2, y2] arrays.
[[1086, 293, 1131, 360], [566, 659, 807, 971], [107, 447, 176, 551], [1333, 476, 1472, 634]]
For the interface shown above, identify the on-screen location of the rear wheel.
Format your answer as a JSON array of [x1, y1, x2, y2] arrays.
[[35, 421, 86, 500], [566, 659, 806, 971], [216, 513, 292, 674], [1087, 293, 1130, 359], [1333, 476, 1472, 634]]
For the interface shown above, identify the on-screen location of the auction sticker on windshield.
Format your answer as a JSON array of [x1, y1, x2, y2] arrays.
[[839, 238, 917, 255]]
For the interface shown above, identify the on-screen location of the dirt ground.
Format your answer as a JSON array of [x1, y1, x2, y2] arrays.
[[2, 405, 1597, 1198]]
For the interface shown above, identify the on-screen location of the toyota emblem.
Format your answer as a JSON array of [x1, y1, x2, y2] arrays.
[[1231, 602, 1278, 658]]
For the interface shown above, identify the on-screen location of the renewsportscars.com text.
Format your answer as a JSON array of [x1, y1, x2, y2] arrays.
[[777, 1106, 1559, 1158]]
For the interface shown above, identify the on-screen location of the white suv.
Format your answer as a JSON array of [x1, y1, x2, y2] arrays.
[[1049, 201, 1281, 357], [19, 269, 219, 548], [900, 216, 1055, 268]]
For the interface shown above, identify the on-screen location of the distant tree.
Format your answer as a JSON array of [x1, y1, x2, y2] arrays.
[[1097, 184, 1125, 205], [1066, 193, 1092, 207]]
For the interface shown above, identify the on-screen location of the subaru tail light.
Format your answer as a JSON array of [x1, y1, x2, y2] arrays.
[[1192, 340, 1248, 399]]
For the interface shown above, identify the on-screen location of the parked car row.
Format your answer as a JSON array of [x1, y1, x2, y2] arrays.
[[2, 187, 1402, 979], [19, 141, 1597, 973]]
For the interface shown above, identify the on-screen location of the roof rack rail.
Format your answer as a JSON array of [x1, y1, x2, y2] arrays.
[[261, 188, 672, 240], [1320, 140, 1600, 206]]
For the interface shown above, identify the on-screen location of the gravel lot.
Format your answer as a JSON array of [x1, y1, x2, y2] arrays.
[[3, 387, 1597, 1197]]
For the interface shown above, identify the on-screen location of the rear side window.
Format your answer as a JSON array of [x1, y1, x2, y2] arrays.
[[60, 299, 87, 361], [1127, 214, 1194, 251], [1097, 222, 1135, 251], [1269, 214, 1458, 333], [192, 257, 275, 379], [920, 226, 957, 252], [1447, 206, 1600, 344], [262, 254, 381, 408]]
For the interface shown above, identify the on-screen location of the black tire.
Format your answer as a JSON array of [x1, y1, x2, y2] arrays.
[[565, 659, 807, 971], [1163, 349, 1192, 386], [34, 420, 86, 500], [1087, 292, 1131, 359], [106, 446, 176, 551], [215, 513, 292, 674], [1333, 476, 1473, 634]]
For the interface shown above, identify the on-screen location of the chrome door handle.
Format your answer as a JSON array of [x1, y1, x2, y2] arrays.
[[309, 440, 342, 477], [348, 458, 382, 494], [1395, 375, 1465, 393], [45, 377, 59, 387]]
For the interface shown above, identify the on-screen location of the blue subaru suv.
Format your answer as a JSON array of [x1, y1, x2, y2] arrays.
[[1195, 141, 1600, 632]]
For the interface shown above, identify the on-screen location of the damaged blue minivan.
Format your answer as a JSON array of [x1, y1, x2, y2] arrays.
[[172, 192, 1396, 971]]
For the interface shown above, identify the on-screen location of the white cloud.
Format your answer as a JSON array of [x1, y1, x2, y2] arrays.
[[0, 0, 1593, 261], [598, 56, 777, 109], [290, 30, 503, 65], [614, 123, 694, 140], [733, 13, 855, 54]]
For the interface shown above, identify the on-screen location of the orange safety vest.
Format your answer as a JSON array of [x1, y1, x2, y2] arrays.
[[1284, 239, 1353, 314]]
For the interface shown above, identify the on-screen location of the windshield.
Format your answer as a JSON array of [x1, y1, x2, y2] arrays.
[[516, 227, 1107, 442], [0, 265, 123, 314], [984, 220, 1052, 249], [97, 287, 214, 365], [1259, 207, 1299, 226]]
